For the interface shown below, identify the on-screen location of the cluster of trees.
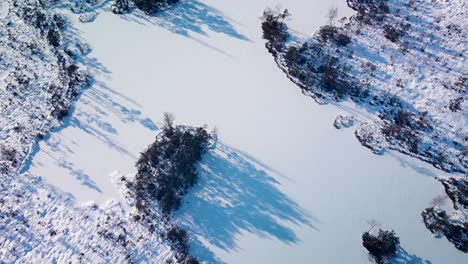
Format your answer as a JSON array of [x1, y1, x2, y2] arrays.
[[111, 0, 130, 14], [362, 229, 400, 263], [379, 108, 433, 154], [133, 0, 179, 14], [262, 6, 355, 101], [318, 25, 352, 47], [134, 113, 212, 215], [132, 113, 211, 264], [261, 8, 290, 51], [347, 0, 390, 23], [319, 7, 351, 47]]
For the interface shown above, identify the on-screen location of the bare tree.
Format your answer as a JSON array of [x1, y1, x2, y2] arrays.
[[327, 7, 338, 26], [366, 219, 381, 233], [163, 112, 175, 130]]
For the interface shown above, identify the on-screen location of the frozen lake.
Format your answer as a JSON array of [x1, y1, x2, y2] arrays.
[[28, 0, 466, 263]]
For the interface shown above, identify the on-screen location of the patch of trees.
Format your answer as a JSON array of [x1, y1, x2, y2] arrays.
[[112, 0, 130, 14], [132, 113, 210, 264], [347, 0, 390, 23], [134, 113, 212, 216], [318, 57, 349, 99], [133, 0, 179, 15], [261, 7, 355, 102], [263, 2, 466, 175], [379, 109, 433, 154], [362, 229, 400, 263], [318, 26, 352, 47], [261, 8, 290, 51]]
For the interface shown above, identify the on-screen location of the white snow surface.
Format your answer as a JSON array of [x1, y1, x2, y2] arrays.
[[8, 0, 466, 263]]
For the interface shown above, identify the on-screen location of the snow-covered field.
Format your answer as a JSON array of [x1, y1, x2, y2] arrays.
[[9, 0, 467, 263]]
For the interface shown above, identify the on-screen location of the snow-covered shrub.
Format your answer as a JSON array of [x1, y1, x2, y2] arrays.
[[334, 115, 356, 129], [78, 12, 97, 23]]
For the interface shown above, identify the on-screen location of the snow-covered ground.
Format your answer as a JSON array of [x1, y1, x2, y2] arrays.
[[22, 0, 467, 263]]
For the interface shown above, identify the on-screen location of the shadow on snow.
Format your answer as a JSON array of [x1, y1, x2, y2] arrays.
[[117, 0, 250, 56], [389, 246, 432, 264], [20, 16, 158, 194], [176, 143, 316, 263]]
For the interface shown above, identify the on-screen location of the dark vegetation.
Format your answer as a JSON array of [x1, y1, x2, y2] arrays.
[[440, 178, 468, 210], [261, 8, 290, 52], [128, 113, 211, 263], [422, 207, 468, 253], [112, 0, 130, 14], [362, 229, 400, 263], [421, 178, 468, 252], [133, 113, 211, 216], [164, 225, 200, 264], [318, 25, 352, 47], [132, 0, 179, 15], [348, 0, 390, 24]]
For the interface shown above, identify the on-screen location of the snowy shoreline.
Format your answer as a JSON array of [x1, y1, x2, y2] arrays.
[[1, 0, 466, 263]]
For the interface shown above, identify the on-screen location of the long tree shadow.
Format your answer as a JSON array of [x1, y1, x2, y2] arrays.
[[389, 246, 432, 264], [120, 0, 250, 49], [176, 143, 316, 263], [20, 8, 158, 193]]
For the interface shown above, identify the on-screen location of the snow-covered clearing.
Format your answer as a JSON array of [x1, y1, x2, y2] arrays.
[[23, 0, 467, 263]]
